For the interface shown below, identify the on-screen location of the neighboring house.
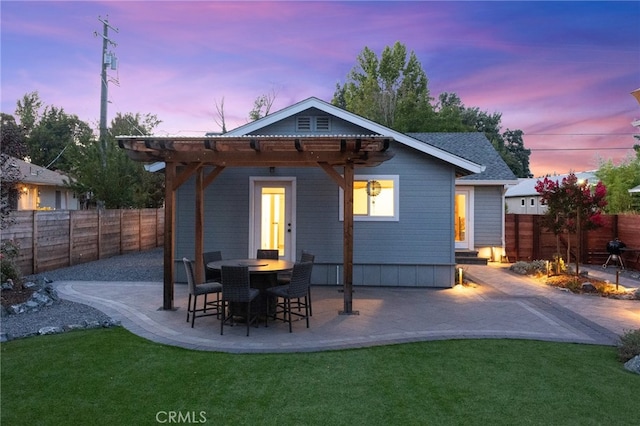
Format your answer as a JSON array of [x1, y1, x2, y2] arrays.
[[120, 97, 517, 307], [505, 171, 597, 215], [11, 157, 79, 211]]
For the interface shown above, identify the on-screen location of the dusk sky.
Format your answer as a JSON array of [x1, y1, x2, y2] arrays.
[[2, 1, 639, 177]]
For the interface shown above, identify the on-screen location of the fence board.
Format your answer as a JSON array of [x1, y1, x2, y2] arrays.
[[71, 210, 99, 264], [140, 209, 158, 250], [99, 210, 122, 258], [121, 210, 141, 253], [1, 208, 163, 275]]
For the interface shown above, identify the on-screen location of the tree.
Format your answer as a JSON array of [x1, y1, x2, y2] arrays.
[[596, 149, 640, 213], [0, 114, 27, 229], [249, 89, 278, 121], [15, 92, 94, 171], [15, 91, 42, 138], [213, 97, 227, 133], [66, 112, 164, 209], [333, 44, 531, 177], [332, 42, 434, 132], [433, 92, 531, 177], [502, 129, 531, 178], [535, 172, 607, 275], [1, 113, 28, 159]]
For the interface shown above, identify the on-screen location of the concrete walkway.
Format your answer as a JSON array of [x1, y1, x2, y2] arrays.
[[55, 263, 640, 353]]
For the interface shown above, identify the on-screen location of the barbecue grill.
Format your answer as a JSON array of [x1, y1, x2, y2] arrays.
[[603, 239, 626, 269]]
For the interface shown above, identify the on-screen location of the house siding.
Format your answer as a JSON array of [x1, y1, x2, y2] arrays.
[[174, 143, 457, 287], [473, 186, 504, 246]]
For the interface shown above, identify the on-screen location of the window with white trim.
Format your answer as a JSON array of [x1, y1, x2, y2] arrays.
[[530, 198, 535, 207], [339, 175, 399, 221]]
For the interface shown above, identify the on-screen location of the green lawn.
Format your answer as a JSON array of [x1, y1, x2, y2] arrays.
[[2, 327, 638, 425]]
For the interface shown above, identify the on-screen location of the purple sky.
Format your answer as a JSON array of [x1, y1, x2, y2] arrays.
[[2, 1, 639, 176]]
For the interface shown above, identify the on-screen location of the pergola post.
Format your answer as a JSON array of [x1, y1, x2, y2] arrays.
[[340, 162, 357, 315], [162, 161, 176, 310], [194, 166, 205, 283]]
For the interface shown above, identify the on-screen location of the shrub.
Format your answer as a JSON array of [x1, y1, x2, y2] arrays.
[[1, 239, 21, 283], [618, 329, 640, 362]]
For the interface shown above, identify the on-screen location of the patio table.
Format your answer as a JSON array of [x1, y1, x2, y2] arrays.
[[206, 258, 294, 317]]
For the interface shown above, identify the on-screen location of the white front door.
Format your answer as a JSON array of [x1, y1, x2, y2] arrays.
[[455, 187, 474, 250], [249, 178, 296, 260]]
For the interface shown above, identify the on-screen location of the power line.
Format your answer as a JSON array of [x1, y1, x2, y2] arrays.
[[531, 147, 634, 151], [526, 133, 637, 136]]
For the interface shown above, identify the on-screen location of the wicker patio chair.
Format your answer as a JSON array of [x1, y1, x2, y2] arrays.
[[277, 250, 315, 316], [203, 250, 223, 283], [220, 265, 260, 336], [183, 257, 222, 328], [256, 249, 279, 259], [266, 261, 313, 332]]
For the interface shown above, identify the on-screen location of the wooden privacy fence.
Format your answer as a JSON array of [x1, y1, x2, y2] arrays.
[[1, 209, 164, 275], [505, 213, 640, 270]]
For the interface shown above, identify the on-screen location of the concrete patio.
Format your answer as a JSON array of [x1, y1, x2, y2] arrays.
[[53, 263, 640, 353]]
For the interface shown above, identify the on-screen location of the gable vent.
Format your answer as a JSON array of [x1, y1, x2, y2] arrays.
[[296, 116, 312, 131], [316, 116, 331, 131]]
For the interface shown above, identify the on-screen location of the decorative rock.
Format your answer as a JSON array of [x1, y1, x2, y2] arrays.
[[581, 282, 596, 292], [31, 291, 53, 306], [23, 280, 38, 289], [103, 319, 121, 328], [1, 279, 14, 291], [84, 320, 101, 329], [3, 285, 60, 315], [44, 285, 59, 301], [39, 326, 63, 335], [8, 304, 25, 315], [624, 355, 640, 375], [63, 324, 86, 332], [24, 300, 40, 310]]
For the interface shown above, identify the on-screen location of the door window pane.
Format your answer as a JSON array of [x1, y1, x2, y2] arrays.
[[261, 187, 285, 256], [455, 194, 466, 242]]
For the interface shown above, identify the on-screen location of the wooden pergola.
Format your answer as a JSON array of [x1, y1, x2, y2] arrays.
[[118, 135, 395, 314]]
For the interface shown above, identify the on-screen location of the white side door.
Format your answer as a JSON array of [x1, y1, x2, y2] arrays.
[[455, 187, 474, 250], [249, 177, 296, 260]]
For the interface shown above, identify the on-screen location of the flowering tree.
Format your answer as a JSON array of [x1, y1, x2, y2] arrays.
[[535, 173, 607, 275]]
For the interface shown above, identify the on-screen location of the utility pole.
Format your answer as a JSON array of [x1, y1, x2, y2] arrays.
[[95, 16, 118, 168]]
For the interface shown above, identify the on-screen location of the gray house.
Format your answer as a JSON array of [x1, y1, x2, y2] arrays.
[[409, 133, 517, 261], [120, 97, 516, 309]]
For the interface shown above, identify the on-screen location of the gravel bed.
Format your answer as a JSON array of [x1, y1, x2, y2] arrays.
[[1, 248, 163, 341]]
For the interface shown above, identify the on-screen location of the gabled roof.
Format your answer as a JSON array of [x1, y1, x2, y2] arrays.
[[226, 97, 484, 176], [10, 157, 72, 187], [409, 133, 517, 184]]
